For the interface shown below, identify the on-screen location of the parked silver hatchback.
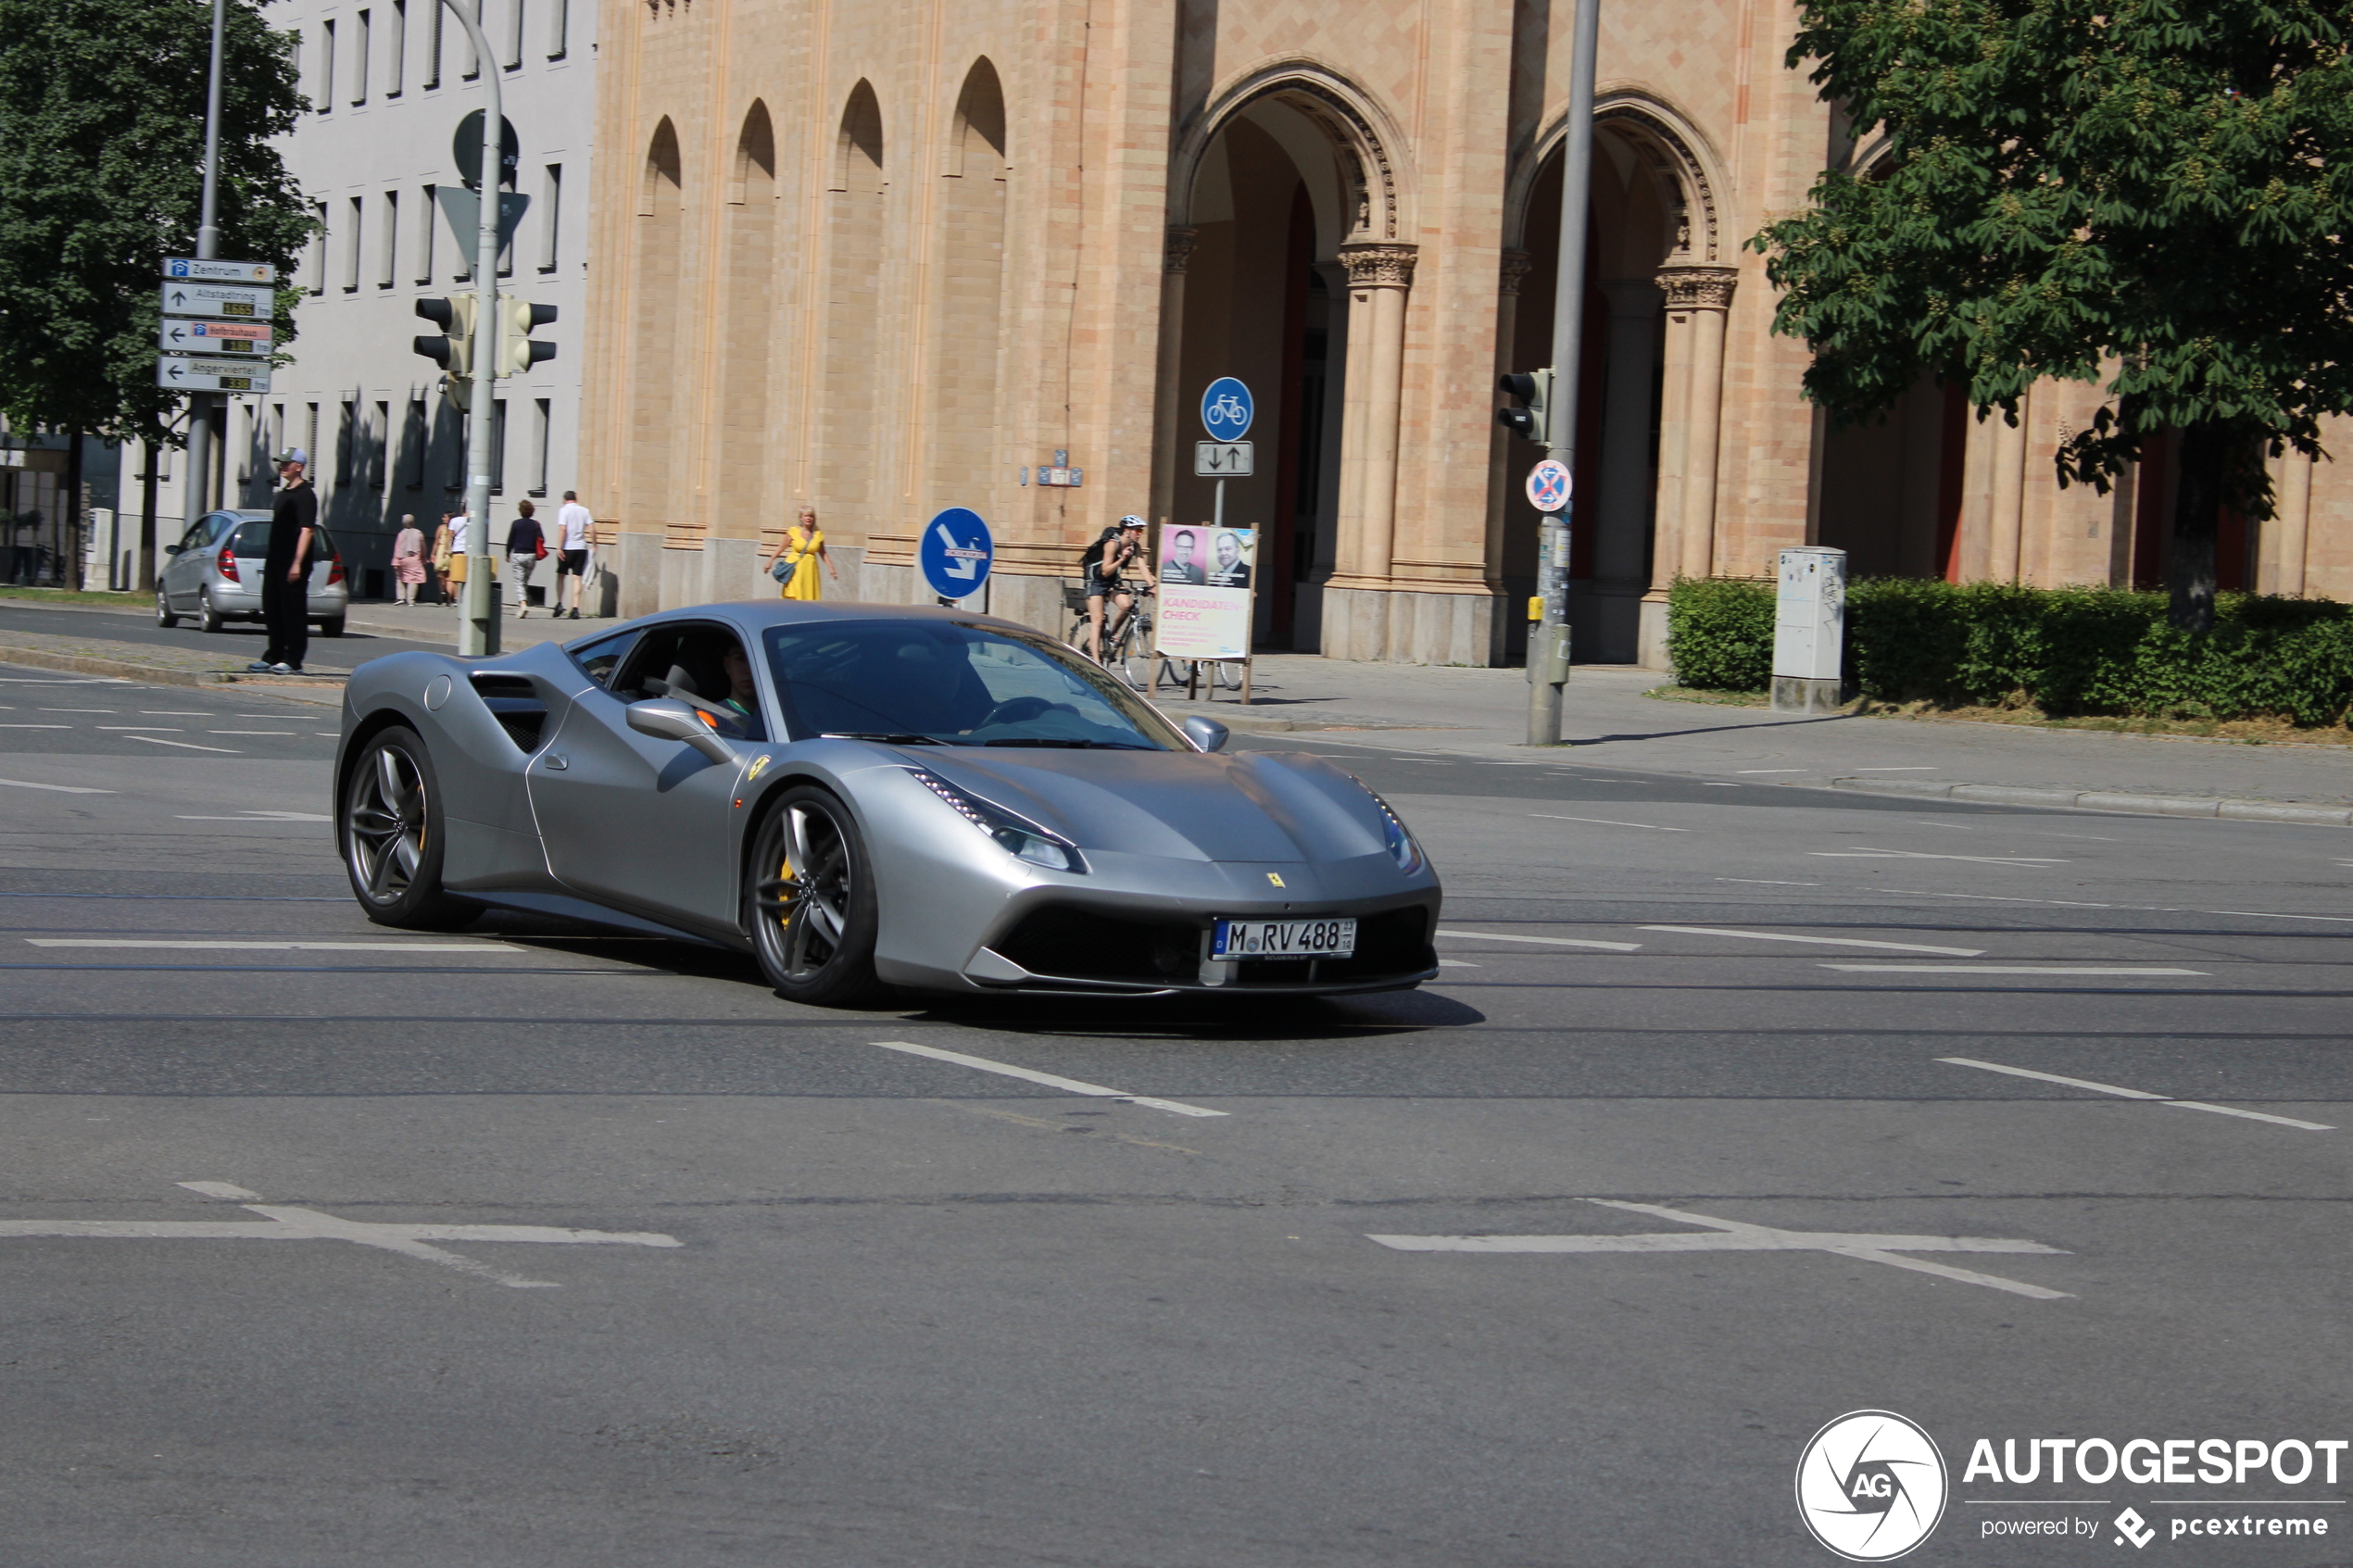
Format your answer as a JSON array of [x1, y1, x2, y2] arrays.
[[155, 509, 349, 637]]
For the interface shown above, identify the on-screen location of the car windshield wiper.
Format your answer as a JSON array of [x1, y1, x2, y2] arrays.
[[824, 732, 946, 746], [981, 737, 1156, 749]]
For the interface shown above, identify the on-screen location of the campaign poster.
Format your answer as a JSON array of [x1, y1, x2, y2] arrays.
[[1155, 526, 1256, 661]]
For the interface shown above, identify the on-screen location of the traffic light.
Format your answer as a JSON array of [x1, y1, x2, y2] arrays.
[[1496, 369, 1554, 445], [412, 295, 478, 408], [497, 297, 559, 374]]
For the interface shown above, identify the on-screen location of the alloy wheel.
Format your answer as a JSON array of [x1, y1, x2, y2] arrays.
[[753, 802, 854, 982], [346, 743, 428, 904]]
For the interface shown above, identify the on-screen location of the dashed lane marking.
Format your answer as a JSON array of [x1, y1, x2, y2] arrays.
[[1812, 848, 2070, 866], [1641, 924, 1985, 957], [868, 1040, 1227, 1119], [0, 778, 113, 795], [123, 735, 237, 753], [1531, 813, 1691, 832], [1825, 965, 2208, 976], [1436, 928, 1643, 952], [1369, 1198, 2071, 1299], [1939, 1057, 2334, 1131], [27, 939, 523, 952]]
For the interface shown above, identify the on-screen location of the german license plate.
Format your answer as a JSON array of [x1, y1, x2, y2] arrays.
[[1211, 917, 1356, 960]]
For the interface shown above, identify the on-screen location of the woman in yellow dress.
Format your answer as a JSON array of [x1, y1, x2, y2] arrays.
[[766, 505, 839, 601]]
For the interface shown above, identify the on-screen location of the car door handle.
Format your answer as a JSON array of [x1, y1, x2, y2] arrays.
[[544, 752, 569, 771]]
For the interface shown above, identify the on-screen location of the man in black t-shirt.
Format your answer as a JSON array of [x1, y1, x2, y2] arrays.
[[255, 449, 316, 673]]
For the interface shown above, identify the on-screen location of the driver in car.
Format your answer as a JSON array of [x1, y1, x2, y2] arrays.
[[718, 644, 769, 742]]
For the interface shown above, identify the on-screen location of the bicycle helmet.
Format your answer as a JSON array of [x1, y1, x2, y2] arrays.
[[1118, 514, 1147, 530]]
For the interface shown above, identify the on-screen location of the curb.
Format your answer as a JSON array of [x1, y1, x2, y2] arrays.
[[1829, 775, 2353, 827], [0, 640, 347, 692]]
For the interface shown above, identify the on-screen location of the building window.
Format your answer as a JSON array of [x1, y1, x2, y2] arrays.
[[308, 202, 328, 293], [530, 398, 550, 495], [504, 0, 523, 69], [336, 401, 357, 487], [385, 0, 404, 94], [547, 0, 565, 58], [344, 196, 364, 292], [371, 401, 390, 492], [351, 9, 369, 105], [379, 190, 398, 287], [239, 405, 258, 488], [424, 0, 440, 88], [489, 397, 507, 495], [405, 396, 427, 489], [318, 19, 334, 112], [538, 163, 560, 271], [271, 404, 285, 463], [461, 0, 481, 79], [416, 184, 436, 282], [305, 405, 320, 473]]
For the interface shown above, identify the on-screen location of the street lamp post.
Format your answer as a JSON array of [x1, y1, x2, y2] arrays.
[[1527, 0, 1601, 746], [439, 0, 505, 658], [179, 0, 229, 536]]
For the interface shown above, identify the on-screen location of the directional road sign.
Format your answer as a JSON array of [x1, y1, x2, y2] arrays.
[[918, 508, 993, 600], [165, 257, 274, 285], [157, 356, 271, 394], [161, 280, 271, 320], [1201, 377, 1253, 442], [1195, 441, 1253, 477], [160, 319, 274, 355], [1526, 458, 1572, 513]]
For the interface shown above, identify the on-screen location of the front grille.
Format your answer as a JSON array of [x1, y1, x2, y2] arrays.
[[998, 906, 1201, 985]]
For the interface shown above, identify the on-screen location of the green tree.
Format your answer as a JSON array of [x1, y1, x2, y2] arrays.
[[1752, 2, 2353, 631], [0, 0, 313, 451]]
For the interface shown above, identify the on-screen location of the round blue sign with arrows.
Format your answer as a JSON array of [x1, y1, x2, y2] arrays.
[[1201, 377, 1254, 443], [919, 508, 994, 600]]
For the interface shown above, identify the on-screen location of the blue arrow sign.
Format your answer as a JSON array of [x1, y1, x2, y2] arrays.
[[919, 507, 994, 600], [1201, 377, 1254, 443]]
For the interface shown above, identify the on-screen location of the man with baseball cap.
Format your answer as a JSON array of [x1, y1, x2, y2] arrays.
[[251, 448, 316, 674]]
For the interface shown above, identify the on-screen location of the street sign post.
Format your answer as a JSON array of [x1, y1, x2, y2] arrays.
[[157, 356, 271, 394], [1195, 442, 1252, 477], [434, 187, 533, 269], [1199, 378, 1253, 530], [160, 319, 273, 355], [161, 280, 271, 320], [165, 257, 274, 285], [1526, 458, 1571, 513], [918, 508, 994, 603]]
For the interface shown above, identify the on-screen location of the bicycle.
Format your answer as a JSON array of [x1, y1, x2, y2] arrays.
[[1064, 577, 1161, 690]]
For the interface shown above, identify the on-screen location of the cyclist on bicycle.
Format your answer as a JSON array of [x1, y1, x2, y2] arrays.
[[1078, 515, 1148, 661]]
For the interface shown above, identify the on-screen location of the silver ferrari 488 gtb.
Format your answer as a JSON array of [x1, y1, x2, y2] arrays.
[[333, 602, 1441, 1005]]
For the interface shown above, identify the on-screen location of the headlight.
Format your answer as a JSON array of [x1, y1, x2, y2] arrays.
[[907, 769, 1088, 874], [1367, 789, 1425, 874]]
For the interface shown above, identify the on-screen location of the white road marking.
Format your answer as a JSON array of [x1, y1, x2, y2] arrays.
[[97, 725, 177, 731], [1531, 813, 1690, 832], [208, 730, 296, 735], [0, 778, 114, 795], [1851, 766, 1938, 771], [1825, 964, 2208, 976], [1703, 783, 1737, 787], [1888, 888, 2353, 924], [1812, 848, 2069, 866], [0, 723, 69, 729], [1940, 1057, 2334, 1131], [123, 735, 238, 753], [1436, 928, 1643, 951], [1369, 1198, 2070, 1299], [4, 1182, 682, 1289], [173, 810, 333, 822], [1716, 878, 1820, 886], [28, 939, 522, 952], [1736, 769, 1806, 774], [1641, 924, 1985, 956], [140, 710, 208, 716], [41, 709, 116, 714], [1437, 959, 1480, 969], [867, 1039, 1227, 1119]]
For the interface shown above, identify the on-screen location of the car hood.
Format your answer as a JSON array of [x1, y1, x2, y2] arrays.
[[915, 746, 1390, 865]]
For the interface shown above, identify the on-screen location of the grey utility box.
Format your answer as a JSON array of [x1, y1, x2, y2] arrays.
[[1771, 546, 1847, 713]]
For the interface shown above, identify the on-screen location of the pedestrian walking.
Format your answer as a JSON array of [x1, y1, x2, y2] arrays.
[[430, 511, 455, 603], [443, 508, 471, 600], [554, 489, 594, 619], [251, 448, 315, 674], [391, 515, 426, 607], [766, 505, 838, 601], [505, 499, 546, 619]]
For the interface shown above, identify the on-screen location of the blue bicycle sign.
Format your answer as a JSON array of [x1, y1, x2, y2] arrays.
[[1201, 377, 1254, 443]]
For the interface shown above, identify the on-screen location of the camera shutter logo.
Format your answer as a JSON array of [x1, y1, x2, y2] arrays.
[[1795, 1411, 1948, 1561]]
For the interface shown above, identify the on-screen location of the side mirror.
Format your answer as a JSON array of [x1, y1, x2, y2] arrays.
[[626, 697, 736, 765], [163, 544, 182, 556], [1182, 715, 1230, 753]]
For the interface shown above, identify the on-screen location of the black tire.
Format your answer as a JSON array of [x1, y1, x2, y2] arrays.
[[1119, 616, 1154, 691], [197, 589, 224, 633], [340, 725, 478, 930], [318, 616, 346, 637], [156, 590, 178, 629], [745, 784, 884, 1007]]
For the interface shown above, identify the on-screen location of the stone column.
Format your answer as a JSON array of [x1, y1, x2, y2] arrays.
[[1656, 267, 1736, 584], [1332, 242, 1417, 589], [1147, 227, 1197, 528], [1592, 280, 1663, 662]]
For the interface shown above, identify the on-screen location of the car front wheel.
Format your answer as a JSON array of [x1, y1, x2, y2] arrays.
[[156, 590, 178, 629], [340, 725, 477, 930], [746, 784, 884, 1007]]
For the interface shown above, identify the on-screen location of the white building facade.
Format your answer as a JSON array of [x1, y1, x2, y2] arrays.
[[211, 0, 598, 597]]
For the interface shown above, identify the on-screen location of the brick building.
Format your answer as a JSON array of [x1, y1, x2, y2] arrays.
[[580, 0, 2350, 667]]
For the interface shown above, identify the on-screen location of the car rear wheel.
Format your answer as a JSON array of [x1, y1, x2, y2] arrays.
[[341, 725, 477, 930], [197, 589, 224, 633], [747, 785, 883, 1007], [156, 590, 178, 629]]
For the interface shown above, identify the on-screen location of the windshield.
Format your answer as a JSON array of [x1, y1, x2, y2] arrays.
[[761, 620, 1186, 750]]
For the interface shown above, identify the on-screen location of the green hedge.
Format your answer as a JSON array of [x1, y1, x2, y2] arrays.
[[1664, 576, 2353, 725]]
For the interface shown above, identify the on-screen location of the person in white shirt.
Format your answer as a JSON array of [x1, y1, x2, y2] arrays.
[[554, 490, 595, 620]]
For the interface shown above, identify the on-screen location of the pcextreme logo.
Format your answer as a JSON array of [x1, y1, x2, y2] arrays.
[[1796, 1410, 1951, 1562]]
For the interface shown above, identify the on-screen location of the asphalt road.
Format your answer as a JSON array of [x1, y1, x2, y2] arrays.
[[0, 599, 453, 671], [2, 658, 2347, 1567]]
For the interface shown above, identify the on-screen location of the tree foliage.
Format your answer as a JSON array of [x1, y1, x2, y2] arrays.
[[1753, 1, 2353, 629], [0, 0, 312, 446]]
